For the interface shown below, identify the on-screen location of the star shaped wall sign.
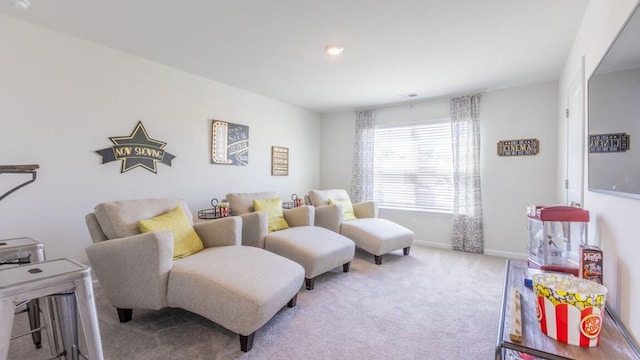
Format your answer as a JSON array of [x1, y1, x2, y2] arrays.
[[96, 121, 176, 173]]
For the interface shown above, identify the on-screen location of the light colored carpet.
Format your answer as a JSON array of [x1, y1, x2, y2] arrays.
[[8, 245, 508, 359]]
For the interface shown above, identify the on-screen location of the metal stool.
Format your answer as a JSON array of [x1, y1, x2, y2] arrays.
[[0, 237, 51, 352], [0, 258, 104, 360]]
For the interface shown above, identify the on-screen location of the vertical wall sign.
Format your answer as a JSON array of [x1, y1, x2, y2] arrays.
[[271, 146, 289, 176], [95, 121, 175, 174], [211, 120, 249, 165], [497, 138, 539, 157]]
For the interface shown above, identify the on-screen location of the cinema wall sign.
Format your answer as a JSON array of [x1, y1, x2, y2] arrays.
[[96, 121, 176, 174], [589, 133, 630, 153], [497, 138, 539, 157]]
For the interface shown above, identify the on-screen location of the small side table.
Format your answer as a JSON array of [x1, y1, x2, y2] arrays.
[[282, 194, 304, 209], [0, 258, 104, 360], [198, 198, 231, 220]]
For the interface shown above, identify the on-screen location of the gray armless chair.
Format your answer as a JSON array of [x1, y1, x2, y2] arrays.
[[84, 198, 304, 352]]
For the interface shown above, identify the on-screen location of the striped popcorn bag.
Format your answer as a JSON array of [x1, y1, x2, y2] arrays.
[[533, 273, 607, 347]]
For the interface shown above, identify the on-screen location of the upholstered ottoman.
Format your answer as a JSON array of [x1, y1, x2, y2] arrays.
[[167, 246, 304, 351], [264, 226, 355, 290], [341, 218, 414, 265]]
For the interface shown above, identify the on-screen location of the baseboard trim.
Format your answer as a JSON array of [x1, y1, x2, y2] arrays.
[[413, 239, 527, 260], [483, 249, 528, 260], [413, 239, 451, 249]]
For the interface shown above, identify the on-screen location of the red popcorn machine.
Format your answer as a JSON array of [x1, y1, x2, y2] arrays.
[[527, 205, 590, 276]]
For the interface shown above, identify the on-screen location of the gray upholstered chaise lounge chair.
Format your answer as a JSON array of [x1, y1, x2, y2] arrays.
[[226, 191, 355, 290], [84, 198, 304, 352], [307, 189, 415, 265]]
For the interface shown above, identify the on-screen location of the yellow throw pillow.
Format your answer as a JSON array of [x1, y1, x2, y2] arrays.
[[253, 197, 290, 232], [138, 206, 204, 259], [329, 197, 357, 221]]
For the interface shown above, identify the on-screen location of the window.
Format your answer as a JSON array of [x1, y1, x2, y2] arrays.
[[374, 120, 453, 212]]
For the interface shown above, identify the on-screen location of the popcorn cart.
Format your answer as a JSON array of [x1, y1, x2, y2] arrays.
[[527, 205, 590, 276]]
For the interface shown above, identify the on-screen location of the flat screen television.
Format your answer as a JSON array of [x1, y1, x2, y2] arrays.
[[588, 2, 640, 199]]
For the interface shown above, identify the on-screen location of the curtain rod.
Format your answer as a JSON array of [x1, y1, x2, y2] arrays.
[[355, 90, 486, 113]]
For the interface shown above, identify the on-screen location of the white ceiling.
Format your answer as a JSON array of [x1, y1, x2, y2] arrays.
[[0, 0, 589, 113]]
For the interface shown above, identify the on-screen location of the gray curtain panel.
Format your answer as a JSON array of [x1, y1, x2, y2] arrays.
[[450, 94, 484, 254], [350, 109, 376, 203]]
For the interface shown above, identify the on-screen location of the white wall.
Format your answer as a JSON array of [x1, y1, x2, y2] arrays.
[[482, 83, 559, 256], [319, 82, 559, 258], [319, 111, 356, 191], [0, 15, 321, 263], [558, 0, 640, 343]]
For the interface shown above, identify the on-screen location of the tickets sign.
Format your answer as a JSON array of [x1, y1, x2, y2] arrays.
[[589, 133, 630, 153]]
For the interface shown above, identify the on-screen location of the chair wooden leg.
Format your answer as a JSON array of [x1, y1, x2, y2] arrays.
[[240, 332, 255, 352], [117, 308, 132, 323], [343, 261, 351, 272], [287, 294, 298, 308], [305, 278, 315, 290], [374, 255, 383, 265], [403, 246, 411, 256]]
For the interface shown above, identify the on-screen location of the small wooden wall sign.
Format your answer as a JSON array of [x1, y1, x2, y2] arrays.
[[497, 138, 539, 157], [589, 133, 630, 153], [271, 146, 289, 176]]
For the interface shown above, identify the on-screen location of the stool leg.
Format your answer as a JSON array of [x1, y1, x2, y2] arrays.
[[55, 292, 79, 360], [41, 297, 61, 358], [74, 276, 104, 360], [0, 297, 16, 360], [26, 299, 42, 348]]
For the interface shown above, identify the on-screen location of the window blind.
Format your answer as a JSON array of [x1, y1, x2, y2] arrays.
[[374, 120, 453, 212]]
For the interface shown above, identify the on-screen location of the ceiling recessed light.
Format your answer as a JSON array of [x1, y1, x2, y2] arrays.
[[7, 0, 30, 10], [325, 45, 344, 55]]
